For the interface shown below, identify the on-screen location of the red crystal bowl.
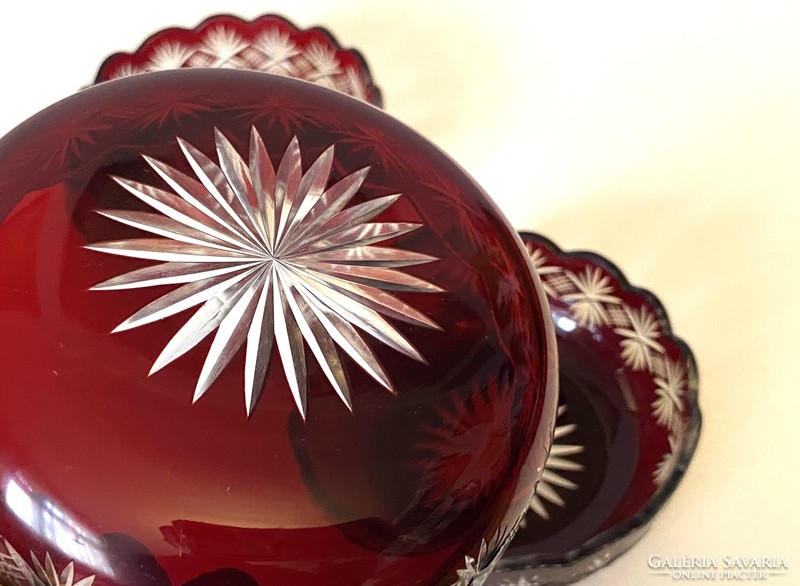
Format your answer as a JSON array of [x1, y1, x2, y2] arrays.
[[94, 13, 383, 108], [488, 233, 702, 585], [0, 70, 556, 585]]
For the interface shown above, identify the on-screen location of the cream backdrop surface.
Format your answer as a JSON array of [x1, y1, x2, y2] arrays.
[[1, 1, 798, 585]]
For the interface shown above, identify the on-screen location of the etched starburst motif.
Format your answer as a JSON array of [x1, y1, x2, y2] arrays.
[[191, 26, 249, 68], [652, 359, 686, 430], [453, 523, 519, 586], [653, 434, 679, 487], [86, 127, 443, 417], [562, 267, 621, 328], [527, 405, 585, 521], [147, 41, 196, 71], [0, 538, 95, 586], [614, 305, 665, 371], [526, 245, 560, 298], [414, 381, 513, 510], [455, 549, 486, 586], [47, 118, 115, 167], [233, 94, 322, 135], [108, 61, 143, 79], [343, 67, 369, 101], [108, 90, 219, 130], [250, 29, 300, 75], [340, 123, 413, 175], [302, 43, 342, 88]]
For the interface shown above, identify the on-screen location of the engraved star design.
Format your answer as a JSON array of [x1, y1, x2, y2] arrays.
[[147, 41, 196, 71], [190, 26, 249, 68], [455, 550, 485, 586], [300, 43, 342, 89], [562, 267, 621, 328], [250, 29, 301, 75], [453, 523, 519, 586], [0, 538, 95, 586], [653, 434, 679, 487], [343, 67, 369, 101], [340, 123, 412, 175], [87, 127, 443, 417], [414, 381, 513, 511], [652, 359, 686, 430], [48, 118, 115, 168], [109, 90, 218, 130], [614, 304, 665, 371], [527, 405, 585, 521], [526, 244, 561, 299], [234, 94, 318, 135], [108, 61, 144, 80]]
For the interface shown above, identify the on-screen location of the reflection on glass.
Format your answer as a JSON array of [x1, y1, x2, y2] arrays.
[[4, 476, 113, 577], [556, 315, 578, 333]]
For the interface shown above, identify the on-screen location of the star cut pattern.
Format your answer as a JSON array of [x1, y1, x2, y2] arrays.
[[525, 243, 560, 298], [525, 242, 689, 488], [413, 380, 514, 511], [652, 359, 686, 431], [562, 267, 622, 329], [107, 25, 372, 104], [453, 522, 520, 586], [87, 127, 443, 418], [614, 305, 666, 371], [653, 434, 680, 487], [526, 405, 585, 522], [0, 538, 95, 586]]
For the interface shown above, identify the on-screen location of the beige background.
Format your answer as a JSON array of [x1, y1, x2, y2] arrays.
[[2, 1, 799, 584]]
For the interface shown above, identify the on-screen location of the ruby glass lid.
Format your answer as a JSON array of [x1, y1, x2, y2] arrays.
[[0, 51, 556, 586]]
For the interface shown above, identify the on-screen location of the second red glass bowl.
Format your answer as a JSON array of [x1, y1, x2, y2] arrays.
[[487, 233, 701, 585]]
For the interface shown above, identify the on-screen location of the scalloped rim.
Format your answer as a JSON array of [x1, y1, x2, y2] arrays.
[[494, 231, 702, 580], [93, 13, 384, 108]]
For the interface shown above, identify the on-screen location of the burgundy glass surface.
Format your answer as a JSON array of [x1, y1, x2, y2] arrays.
[[487, 233, 701, 585], [0, 70, 557, 586]]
